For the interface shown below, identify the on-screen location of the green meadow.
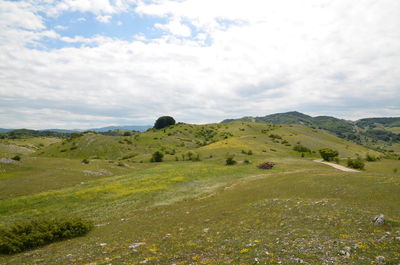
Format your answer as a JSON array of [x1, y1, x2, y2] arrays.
[[0, 122, 399, 264]]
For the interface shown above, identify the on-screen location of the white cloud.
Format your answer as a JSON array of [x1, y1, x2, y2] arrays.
[[0, 0, 399, 128], [0, 1, 44, 30], [155, 18, 192, 37], [48, 0, 133, 16], [96, 14, 112, 23], [55, 25, 68, 30]]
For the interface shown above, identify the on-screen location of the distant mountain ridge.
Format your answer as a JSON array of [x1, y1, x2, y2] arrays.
[[221, 111, 400, 152], [87, 125, 152, 132], [0, 125, 152, 134]]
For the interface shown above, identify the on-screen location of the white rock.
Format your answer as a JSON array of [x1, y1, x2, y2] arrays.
[[372, 214, 385, 226], [375, 256, 385, 265], [129, 242, 146, 249], [293, 258, 304, 263]]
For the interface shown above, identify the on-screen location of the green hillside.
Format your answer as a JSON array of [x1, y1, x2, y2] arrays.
[[36, 122, 378, 162], [0, 121, 399, 264], [222, 111, 400, 152]]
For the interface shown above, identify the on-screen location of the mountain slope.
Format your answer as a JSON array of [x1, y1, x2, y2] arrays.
[[222, 111, 400, 152]]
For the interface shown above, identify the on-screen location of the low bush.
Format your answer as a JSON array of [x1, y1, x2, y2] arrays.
[[81, 158, 89, 164], [365, 153, 378, 162], [0, 218, 93, 254], [11, 155, 20, 161], [257, 162, 275, 169], [269, 134, 282, 140], [241, 150, 253, 155], [293, 144, 311, 153], [226, 155, 236, 165], [347, 157, 365, 170], [150, 151, 164, 162]]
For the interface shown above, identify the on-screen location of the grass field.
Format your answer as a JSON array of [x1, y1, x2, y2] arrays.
[[0, 122, 399, 264]]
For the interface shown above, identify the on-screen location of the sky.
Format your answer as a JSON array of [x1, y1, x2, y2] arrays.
[[0, 0, 400, 129]]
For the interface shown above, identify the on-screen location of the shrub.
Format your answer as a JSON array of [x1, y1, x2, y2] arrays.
[[192, 154, 201, 161], [150, 151, 164, 162], [11, 155, 20, 161], [269, 134, 282, 140], [225, 155, 236, 165], [257, 162, 275, 169], [319, 148, 339, 161], [347, 157, 365, 170], [293, 144, 311, 153], [0, 218, 93, 254], [81, 158, 89, 164], [365, 153, 378, 162], [154, 116, 176, 129], [242, 150, 253, 155], [244, 159, 251, 164]]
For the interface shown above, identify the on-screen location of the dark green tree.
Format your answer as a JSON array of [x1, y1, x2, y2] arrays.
[[154, 116, 176, 129], [319, 148, 339, 161], [150, 151, 164, 162]]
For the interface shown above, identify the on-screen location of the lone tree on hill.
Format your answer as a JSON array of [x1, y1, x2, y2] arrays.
[[319, 148, 339, 161], [154, 116, 176, 129]]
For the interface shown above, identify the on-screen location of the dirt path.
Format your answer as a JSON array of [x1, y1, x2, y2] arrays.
[[313, 159, 360, 173]]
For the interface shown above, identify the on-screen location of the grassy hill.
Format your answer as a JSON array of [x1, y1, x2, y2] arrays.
[[0, 122, 399, 264], [222, 111, 400, 153], [35, 122, 378, 161]]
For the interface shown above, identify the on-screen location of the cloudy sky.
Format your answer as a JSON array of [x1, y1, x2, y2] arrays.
[[1, 0, 399, 129]]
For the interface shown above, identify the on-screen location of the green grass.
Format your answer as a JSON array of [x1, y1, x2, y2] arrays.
[[0, 122, 399, 264]]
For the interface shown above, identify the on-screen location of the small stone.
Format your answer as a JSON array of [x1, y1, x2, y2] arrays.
[[129, 242, 146, 250], [292, 258, 304, 263], [375, 256, 385, 265], [339, 250, 350, 257], [395, 237, 400, 242], [100, 243, 107, 247], [372, 214, 385, 226]]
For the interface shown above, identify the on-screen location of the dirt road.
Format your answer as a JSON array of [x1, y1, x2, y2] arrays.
[[314, 159, 360, 172]]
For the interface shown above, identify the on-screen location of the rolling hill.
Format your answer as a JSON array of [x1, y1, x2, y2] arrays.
[[222, 111, 400, 152]]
